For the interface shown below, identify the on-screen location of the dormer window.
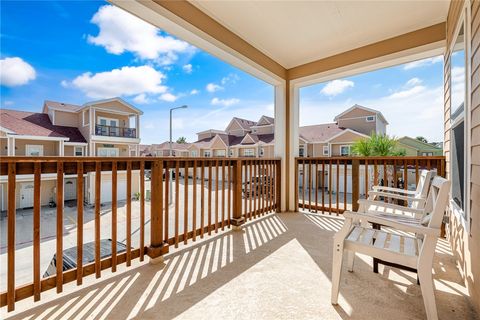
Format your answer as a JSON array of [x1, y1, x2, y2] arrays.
[[366, 116, 375, 122]]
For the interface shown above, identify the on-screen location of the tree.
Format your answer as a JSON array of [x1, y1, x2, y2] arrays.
[[416, 136, 428, 143], [176, 136, 187, 144], [352, 133, 401, 156]]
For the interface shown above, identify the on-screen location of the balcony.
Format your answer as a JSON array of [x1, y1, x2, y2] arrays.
[[95, 124, 137, 138], [0, 155, 476, 319]]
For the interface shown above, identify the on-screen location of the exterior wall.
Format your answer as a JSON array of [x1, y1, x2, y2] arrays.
[[95, 111, 130, 127], [14, 139, 59, 156], [54, 110, 79, 127], [329, 131, 365, 144], [260, 145, 274, 157], [395, 142, 418, 156], [210, 138, 227, 150], [446, 0, 480, 313], [64, 145, 75, 156], [376, 119, 387, 134], [91, 100, 139, 114], [94, 143, 131, 156], [337, 118, 376, 136], [311, 143, 328, 157], [251, 125, 274, 135], [0, 138, 7, 156], [226, 120, 247, 136], [338, 108, 375, 119], [0, 179, 56, 211], [239, 147, 256, 157], [197, 132, 216, 140], [331, 143, 354, 156]]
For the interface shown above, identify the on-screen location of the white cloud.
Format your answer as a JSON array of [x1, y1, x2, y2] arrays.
[[320, 79, 354, 97], [182, 64, 193, 74], [190, 89, 199, 95], [403, 56, 443, 70], [87, 5, 193, 65], [221, 73, 239, 85], [159, 93, 178, 102], [3, 100, 14, 106], [0, 57, 36, 87], [406, 77, 422, 86], [211, 97, 240, 107], [387, 85, 426, 99], [133, 93, 152, 104], [69, 65, 167, 99], [206, 83, 223, 93]]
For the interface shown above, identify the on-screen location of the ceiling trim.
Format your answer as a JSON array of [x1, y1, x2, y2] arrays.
[[287, 22, 446, 80]]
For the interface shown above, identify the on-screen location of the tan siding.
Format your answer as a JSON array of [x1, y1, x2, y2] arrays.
[[329, 131, 365, 143], [95, 111, 130, 127], [54, 110, 78, 127], [338, 108, 375, 119], [14, 140, 58, 156], [92, 100, 139, 114], [0, 138, 7, 156], [252, 126, 274, 135]]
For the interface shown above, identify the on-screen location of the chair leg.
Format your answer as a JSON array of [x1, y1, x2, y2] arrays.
[[418, 263, 438, 320], [331, 240, 344, 305], [347, 250, 355, 272]]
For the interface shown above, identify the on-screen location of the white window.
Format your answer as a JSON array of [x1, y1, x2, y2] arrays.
[[323, 146, 329, 156], [366, 116, 375, 122], [215, 150, 226, 157], [75, 147, 83, 156], [421, 152, 433, 156], [244, 149, 254, 157], [340, 145, 351, 156], [97, 147, 119, 157], [26, 145, 44, 156], [204, 151, 211, 157], [191, 151, 197, 157], [98, 117, 118, 127], [299, 146, 305, 157], [260, 148, 264, 157]]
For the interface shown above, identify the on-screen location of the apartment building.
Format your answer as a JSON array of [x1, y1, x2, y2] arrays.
[[141, 142, 191, 157], [0, 97, 142, 210], [184, 104, 387, 158]]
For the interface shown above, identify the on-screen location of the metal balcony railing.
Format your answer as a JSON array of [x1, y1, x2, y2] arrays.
[[95, 124, 137, 138]]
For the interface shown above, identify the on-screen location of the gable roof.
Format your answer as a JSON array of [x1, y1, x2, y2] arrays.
[[225, 117, 256, 132], [83, 97, 144, 115], [333, 104, 388, 124], [43, 97, 144, 115], [397, 136, 442, 150], [299, 123, 344, 143], [0, 109, 87, 143], [256, 115, 274, 126]]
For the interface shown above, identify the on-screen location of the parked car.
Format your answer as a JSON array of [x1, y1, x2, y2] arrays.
[[43, 239, 127, 278], [242, 175, 274, 199]]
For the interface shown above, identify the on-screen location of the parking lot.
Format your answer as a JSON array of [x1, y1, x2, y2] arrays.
[[0, 177, 264, 291]]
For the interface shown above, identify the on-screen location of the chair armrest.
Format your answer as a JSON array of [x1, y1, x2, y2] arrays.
[[372, 186, 417, 195], [358, 199, 424, 217], [343, 211, 440, 237], [369, 191, 426, 203]]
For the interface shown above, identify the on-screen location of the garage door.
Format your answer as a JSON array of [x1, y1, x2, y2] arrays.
[[64, 179, 77, 201], [100, 178, 127, 203]]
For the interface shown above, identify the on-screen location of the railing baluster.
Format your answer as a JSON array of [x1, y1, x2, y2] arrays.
[[193, 160, 197, 240], [245, 160, 249, 219], [374, 160, 378, 186], [343, 161, 347, 212], [112, 161, 117, 272], [140, 161, 145, 260], [228, 161, 232, 227], [7, 162, 16, 311], [215, 160, 219, 232], [321, 161, 325, 213], [165, 161, 170, 242], [57, 161, 64, 291], [77, 163, 84, 281], [200, 161, 205, 238], [328, 160, 332, 215], [364, 159, 369, 199], [302, 159, 306, 210], [415, 159, 419, 184], [184, 160, 189, 244], [249, 160, 253, 219], [383, 160, 388, 203], [222, 160, 226, 230], [126, 161, 132, 266], [314, 160, 318, 213], [175, 161, 180, 247], [94, 162, 101, 278], [336, 159, 340, 215], [253, 161, 258, 217], [208, 160, 212, 235], [33, 162, 41, 301], [295, 159, 299, 212], [308, 160, 312, 212], [404, 160, 408, 191]]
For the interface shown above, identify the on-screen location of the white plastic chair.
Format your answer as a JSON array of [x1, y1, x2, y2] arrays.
[[331, 176, 451, 320]]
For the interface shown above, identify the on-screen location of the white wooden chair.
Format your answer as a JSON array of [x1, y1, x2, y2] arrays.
[[331, 176, 451, 320], [361, 169, 435, 213]]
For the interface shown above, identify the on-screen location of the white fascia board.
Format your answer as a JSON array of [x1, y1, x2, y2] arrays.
[[6, 134, 69, 141], [90, 135, 141, 144]]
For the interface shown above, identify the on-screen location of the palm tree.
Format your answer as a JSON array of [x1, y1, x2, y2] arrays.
[[176, 136, 187, 144], [352, 133, 404, 156]]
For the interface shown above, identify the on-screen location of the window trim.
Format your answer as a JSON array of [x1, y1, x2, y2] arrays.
[[340, 145, 351, 156], [75, 146, 84, 156], [366, 115, 375, 122], [203, 150, 211, 157], [448, 3, 471, 230], [26, 144, 44, 156], [323, 145, 329, 156], [97, 147, 119, 157], [98, 116, 119, 127], [244, 148, 254, 157]]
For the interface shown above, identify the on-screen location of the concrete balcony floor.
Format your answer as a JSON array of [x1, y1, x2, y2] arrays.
[[3, 212, 478, 320]]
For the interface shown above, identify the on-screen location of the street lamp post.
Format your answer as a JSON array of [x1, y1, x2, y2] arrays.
[[169, 105, 188, 204]]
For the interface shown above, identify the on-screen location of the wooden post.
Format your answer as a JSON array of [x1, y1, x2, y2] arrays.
[[276, 160, 282, 213], [352, 159, 360, 212], [231, 159, 245, 228], [147, 160, 169, 261]]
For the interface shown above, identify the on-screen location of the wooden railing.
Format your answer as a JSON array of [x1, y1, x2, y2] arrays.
[[0, 157, 281, 311], [295, 156, 446, 214]]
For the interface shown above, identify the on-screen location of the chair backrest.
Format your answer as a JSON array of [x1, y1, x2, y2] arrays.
[[411, 170, 436, 209], [420, 176, 451, 229]]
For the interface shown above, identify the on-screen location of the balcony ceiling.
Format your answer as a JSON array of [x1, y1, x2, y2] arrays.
[[190, 1, 450, 69]]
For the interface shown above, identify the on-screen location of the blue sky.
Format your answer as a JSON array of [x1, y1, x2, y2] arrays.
[[1, 1, 444, 144]]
